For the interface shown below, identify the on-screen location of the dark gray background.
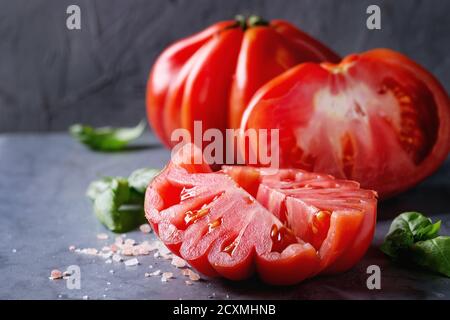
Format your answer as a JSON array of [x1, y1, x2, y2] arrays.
[[0, 0, 449, 132]]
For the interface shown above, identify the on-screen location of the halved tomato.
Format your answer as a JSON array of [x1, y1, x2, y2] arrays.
[[240, 49, 450, 198], [145, 144, 377, 285]]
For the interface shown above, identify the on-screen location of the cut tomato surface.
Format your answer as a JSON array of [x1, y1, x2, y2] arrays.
[[145, 144, 377, 285], [240, 49, 450, 198]]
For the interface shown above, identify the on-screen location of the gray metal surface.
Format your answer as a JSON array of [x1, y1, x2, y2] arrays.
[[1, 0, 449, 132], [0, 132, 449, 299]]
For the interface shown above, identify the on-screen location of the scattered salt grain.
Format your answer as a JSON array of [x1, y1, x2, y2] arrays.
[[49, 269, 63, 280], [161, 272, 174, 282], [109, 270, 115, 274], [161, 253, 172, 260], [112, 254, 123, 262], [139, 224, 152, 234], [124, 258, 139, 267], [171, 256, 187, 268], [82, 295, 89, 300], [63, 270, 72, 277], [181, 269, 190, 276], [80, 248, 98, 255], [157, 244, 171, 256], [68, 245, 76, 251], [12, 249, 17, 253], [188, 271, 201, 281], [180, 268, 200, 281], [150, 270, 161, 276], [105, 259, 112, 264], [97, 233, 109, 240], [124, 239, 136, 246], [185, 280, 193, 286], [153, 252, 160, 258], [122, 247, 133, 256], [100, 251, 113, 259]]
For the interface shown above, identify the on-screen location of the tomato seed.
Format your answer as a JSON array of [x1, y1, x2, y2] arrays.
[[208, 218, 222, 233], [222, 238, 239, 255], [180, 187, 196, 201], [316, 210, 331, 221], [184, 207, 210, 225]]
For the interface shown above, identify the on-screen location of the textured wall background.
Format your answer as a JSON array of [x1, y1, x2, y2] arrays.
[[0, 0, 448, 132]]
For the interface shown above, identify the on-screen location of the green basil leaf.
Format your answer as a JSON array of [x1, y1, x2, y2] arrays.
[[381, 211, 449, 278], [386, 211, 441, 242], [380, 228, 414, 258], [91, 178, 147, 233], [415, 220, 441, 241], [86, 177, 115, 201], [410, 236, 450, 278], [70, 121, 146, 151], [86, 167, 159, 233], [128, 168, 160, 193]]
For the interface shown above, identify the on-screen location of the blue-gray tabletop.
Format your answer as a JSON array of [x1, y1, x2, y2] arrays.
[[0, 132, 449, 300]]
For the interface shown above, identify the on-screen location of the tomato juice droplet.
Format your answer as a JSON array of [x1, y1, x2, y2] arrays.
[[270, 224, 297, 253], [310, 210, 332, 250], [312, 210, 331, 232], [245, 196, 255, 204]]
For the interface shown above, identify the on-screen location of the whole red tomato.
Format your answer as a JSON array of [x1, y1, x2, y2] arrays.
[[146, 16, 339, 147], [240, 49, 450, 198]]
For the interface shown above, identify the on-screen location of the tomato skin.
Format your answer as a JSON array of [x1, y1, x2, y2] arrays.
[[145, 143, 377, 285], [146, 18, 339, 148], [256, 243, 320, 285], [146, 21, 233, 147], [241, 49, 450, 198]]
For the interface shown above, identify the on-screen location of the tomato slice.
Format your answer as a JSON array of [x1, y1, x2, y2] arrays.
[[240, 49, 450, 198], [145, 144, 377, 285]]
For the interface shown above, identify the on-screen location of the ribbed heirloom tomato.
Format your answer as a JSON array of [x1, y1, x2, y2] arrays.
[[145, 144, 377, 285], [146, 16, 339, 148], [240, 49, 450, 198]]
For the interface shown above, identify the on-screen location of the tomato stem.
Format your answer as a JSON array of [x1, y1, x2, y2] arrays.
[[234, 15, 269, 30]]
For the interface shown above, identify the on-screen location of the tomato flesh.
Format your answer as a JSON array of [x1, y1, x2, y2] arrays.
[[241, 49, 450, 198], [145, 144, 377, 285]]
